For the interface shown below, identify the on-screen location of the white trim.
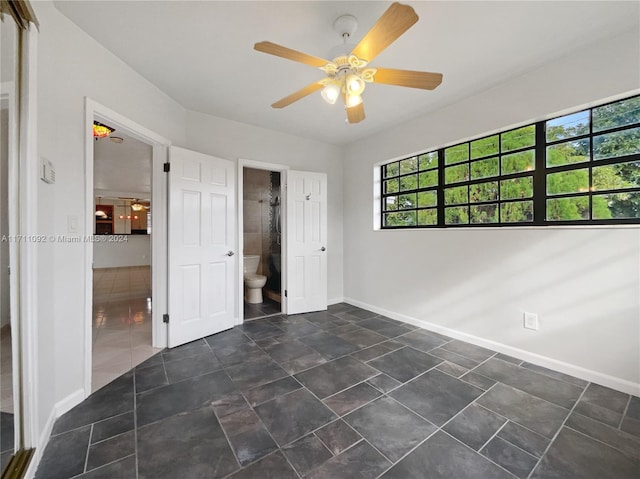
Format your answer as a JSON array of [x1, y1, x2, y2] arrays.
[[25, 406, 54, 479], [24, 388, 84, 479], [54, 389, 85, 418], [237, 159, 290, 323], [2, 79, 21, 454], [19, 24, 40, 452], [84, 98, 170, 396], [328, 297, 344, 306], [344, 297, 640, 397]]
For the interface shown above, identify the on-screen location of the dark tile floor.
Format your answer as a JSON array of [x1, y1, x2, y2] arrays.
[[35, 303, 640, 479], [0, 412, 14, 470], [244, 297, 281, 320]]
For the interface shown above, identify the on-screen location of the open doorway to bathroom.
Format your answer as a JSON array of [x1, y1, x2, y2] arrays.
[[243, 167, 282, 320]]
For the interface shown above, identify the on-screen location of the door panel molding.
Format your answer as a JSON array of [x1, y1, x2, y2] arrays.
[[168, 147, 236, 347]]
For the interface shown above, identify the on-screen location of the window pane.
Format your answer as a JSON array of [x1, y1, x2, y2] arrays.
[[445, 206, 469, 225], [501, 201, 533, 223], [445, 144, 468, 165], [384, 162, 399, 178], [546, 110, 590, 142], [419, 152, 438, 170], [384, 178, 399, 194], [501, 177, 533, 200], [418, 209, 438, 225], [419, 170, 438, 188], [470, 204, 498, 223], [418, 190, 437, 207], [546, 196, 589, 221], [398, 193, 417, 210], [471, 157, 499, 180], [384, 211, 416, 227], [384, 196, 398, 211], [546, 139, 590, 167], [593, 161, 640, 191], [547, 169, 589, 195], [592, 192, 640, 219], [502, 150, 535, 174], [502, 125, 535, 152], [593, 96, 640, 133], [469, 181, 498, 203], [400, 157, 418, 174], [399, 174, 418, 192], [445, 164, 469, 184], [471, 135, 499, 159], [593, 127, 640, 161], [444, 186, 468, 205]]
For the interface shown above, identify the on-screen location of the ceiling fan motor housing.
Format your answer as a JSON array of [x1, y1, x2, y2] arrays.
[[333, 14, 358, 39], [329, 14, 358, 59]]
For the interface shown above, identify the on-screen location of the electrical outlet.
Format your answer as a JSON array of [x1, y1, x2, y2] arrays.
[[523, 312, 538, 330]]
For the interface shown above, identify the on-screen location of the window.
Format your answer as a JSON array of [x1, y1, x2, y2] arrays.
[[545, 96, 640, 222], [381, 95, 640, 228]]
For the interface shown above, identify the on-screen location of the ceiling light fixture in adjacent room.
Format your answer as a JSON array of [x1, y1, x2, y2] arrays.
[[93, 121, 115, 138]]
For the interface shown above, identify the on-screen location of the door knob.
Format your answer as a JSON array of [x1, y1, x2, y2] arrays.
[[226, 251, 235, 256], [321, 246, 326, 251]]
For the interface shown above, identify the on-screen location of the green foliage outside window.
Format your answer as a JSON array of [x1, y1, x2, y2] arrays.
[[382, 95, 640, 227]]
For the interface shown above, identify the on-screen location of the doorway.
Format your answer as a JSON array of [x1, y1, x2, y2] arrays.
[[91, 127, 158, 391], [242, 167, 283, 320], [84, 100, 170, 395]]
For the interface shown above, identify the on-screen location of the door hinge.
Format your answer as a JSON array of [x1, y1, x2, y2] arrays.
[[163, 162, 170, 173], [163, 314, 170, 323], [284, 290, 288, 297]]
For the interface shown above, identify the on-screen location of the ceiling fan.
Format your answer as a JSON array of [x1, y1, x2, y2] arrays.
[[254, 2, 442, 124]]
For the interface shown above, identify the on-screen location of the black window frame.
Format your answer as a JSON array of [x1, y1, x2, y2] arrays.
[[380, 94, 640, 229]]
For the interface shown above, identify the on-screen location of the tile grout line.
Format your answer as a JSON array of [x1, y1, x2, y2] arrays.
[[371, 382, 520, 478], [83, 423, 94, 473], [525, 381, 590, 479], [563, 423, 640, 459], [618, 395, 632, 430]]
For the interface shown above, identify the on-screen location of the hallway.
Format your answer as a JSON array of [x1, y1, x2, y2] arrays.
[[92, 266, 161, 392]]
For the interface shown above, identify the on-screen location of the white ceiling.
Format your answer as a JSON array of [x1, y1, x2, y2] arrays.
[[94, 129, 152, 198], [55, 1, 639, 146]]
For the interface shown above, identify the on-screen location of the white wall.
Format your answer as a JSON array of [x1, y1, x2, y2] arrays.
[[343, 29, 640, 394], [33, 0, 187, 444], [93, 235, 151, 268], [186, 112, 345, 304]]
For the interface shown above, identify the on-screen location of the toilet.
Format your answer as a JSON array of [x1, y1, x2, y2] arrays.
[[243, 255, 267, 304]]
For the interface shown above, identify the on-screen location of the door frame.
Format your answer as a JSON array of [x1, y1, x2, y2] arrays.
[[237, 159, 289, 322], [83, 98, 170, 395]]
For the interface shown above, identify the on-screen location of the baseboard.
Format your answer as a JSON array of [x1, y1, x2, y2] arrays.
[[55, 389, 85, 418], [23, 389, 86, 479], [344, 297, 640, 397], [328, 297, 344, 306], [24, 407, 55, 479]]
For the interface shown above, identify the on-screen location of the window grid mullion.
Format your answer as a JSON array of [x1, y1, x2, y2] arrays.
[[380, 94, 639, 229]]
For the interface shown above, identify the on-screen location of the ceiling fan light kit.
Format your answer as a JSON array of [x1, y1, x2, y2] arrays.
[[254, 2, 443, 124]]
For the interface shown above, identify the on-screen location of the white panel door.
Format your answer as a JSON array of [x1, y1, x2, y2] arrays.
[[168, 146, 236, 347], [286, 170, 327, 314]]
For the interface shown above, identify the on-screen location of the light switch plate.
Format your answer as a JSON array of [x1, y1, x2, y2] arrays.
[[524, 312, 538, 330]]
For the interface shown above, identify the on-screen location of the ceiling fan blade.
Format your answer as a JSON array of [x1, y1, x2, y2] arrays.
[[373, 67, 443, 90], [346, 102, 365, 124], [254, 41, 329, 68], [272, 82, 324, 108], [350, 2, 418, 63]]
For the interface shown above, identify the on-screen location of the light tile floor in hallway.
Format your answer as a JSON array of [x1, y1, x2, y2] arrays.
[[92, 266, 161, 392], [37, 304, 639, 478]]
